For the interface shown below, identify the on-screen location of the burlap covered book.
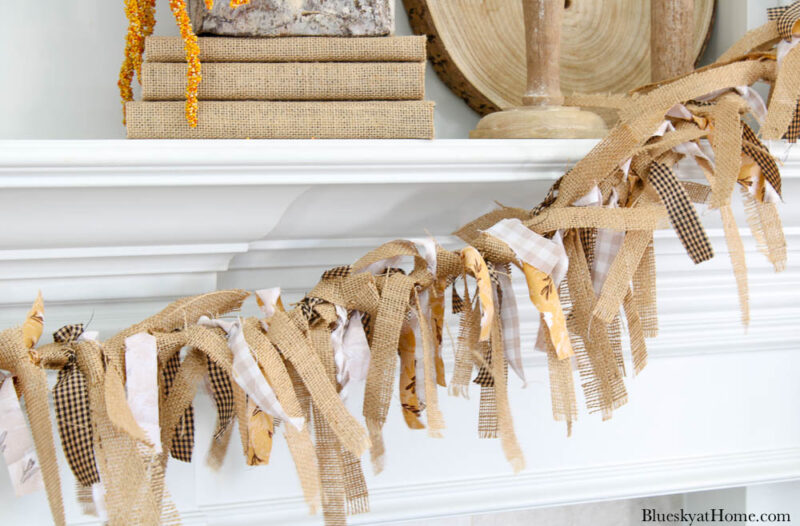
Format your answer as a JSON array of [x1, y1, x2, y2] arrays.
[[141, 62, 425, 101], [126, 101, 435, 139], [145, 36, 426, 63]]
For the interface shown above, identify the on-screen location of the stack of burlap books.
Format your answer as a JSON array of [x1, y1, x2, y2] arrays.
[[126, 36, 434, 139]]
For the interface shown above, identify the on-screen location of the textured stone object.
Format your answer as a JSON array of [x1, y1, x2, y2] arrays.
[[188, 0, 394, 37]]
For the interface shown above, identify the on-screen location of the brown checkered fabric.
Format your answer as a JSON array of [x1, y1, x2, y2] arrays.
[[321, 265, 351, 280], [767, 1, 800, 40], [742, 124, 784, 193], [649, 162, 714, 264], [785, 100, 800, 142], [742, 122, 760, 146], [451, 278, 465, 314], [473, 263, 500, 388], [52, 324, 101, 487], [207, 357, 234, 440], [162, 351, 194, 462], [741, 142, 782, 197], [531, 175, 562, 216], [52, 324, 84, 344], [360, 311, 372, 343], [579, 228, 598, 268]]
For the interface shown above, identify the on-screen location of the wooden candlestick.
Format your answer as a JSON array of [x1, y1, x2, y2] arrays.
[[651, 0, 695, 82], [470, 0, 607, 139]]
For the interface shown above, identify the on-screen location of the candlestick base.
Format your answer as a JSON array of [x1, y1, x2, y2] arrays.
[[469, 105, 607, 139]]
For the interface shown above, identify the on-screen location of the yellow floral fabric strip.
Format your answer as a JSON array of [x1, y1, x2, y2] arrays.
[[522, 263, 574, 360], [460, 247, 494, 342]]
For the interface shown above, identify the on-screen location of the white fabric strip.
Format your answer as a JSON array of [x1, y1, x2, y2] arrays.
[[124, 332, 162, 453], [484, 218, 569, 286], [332, 306, 371, 402], [0, 371, 45, 496], [198, 316, 303, 431]]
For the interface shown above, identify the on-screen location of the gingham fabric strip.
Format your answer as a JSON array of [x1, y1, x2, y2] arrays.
[[321, 266, 352, 280], [579, 228, 597, 269], [52, 323, 84, 344], [767, 1, 800, 40], [473, 339, 493, 387], [207, 357, 235, 440], [741, 142, 782, 197], [451, 283, 465, 314], [0, 371, 45, 496], [331, 306, 371, 402], [484, 218, 569, 286], [648, 162, 714, 264], [572, 186, 625, 295], [124, 332, 162, 453], [198, 316, 304, 430], [496, 271, 525, 385], [52, 324, 102, 485], [162, 351, 194, 462], [592, 190, 626, 295], [786, 99, 800, 141]]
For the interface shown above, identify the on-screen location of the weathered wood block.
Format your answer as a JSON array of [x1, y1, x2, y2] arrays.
[[188, 0, 394, 37]]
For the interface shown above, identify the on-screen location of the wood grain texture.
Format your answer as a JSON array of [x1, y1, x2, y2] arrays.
[[651, 0, 696, 82], [403, 0, 715, 115]]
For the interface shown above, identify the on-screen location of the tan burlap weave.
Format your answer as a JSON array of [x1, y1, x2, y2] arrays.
[[142, 62, 425, 101], [144, 35, 427, 63], [126, 101, 435, 139]]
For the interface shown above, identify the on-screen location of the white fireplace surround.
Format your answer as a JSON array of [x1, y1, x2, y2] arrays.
[[0, 139, 798, 525]]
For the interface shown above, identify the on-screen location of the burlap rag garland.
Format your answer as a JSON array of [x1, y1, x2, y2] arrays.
[[2, 6, 800, 525]]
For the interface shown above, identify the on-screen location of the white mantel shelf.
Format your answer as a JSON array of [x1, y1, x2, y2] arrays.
[[0, 139, 799, 525], [0, 139, 602, 187]]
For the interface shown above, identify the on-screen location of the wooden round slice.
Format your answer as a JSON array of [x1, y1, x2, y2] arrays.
[[404, 0, 715, 115]]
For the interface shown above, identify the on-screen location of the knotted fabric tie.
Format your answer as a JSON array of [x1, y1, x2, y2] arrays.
[[52, 324, 101, 487]]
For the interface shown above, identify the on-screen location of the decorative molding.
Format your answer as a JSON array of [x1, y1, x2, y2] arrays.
[[66, 447, 800, 525]]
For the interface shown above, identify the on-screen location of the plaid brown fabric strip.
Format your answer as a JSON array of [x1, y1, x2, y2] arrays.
[[785, 100, 800, 142], [767, 1, 800, 40], [649, 162, 714, 264], [321, 266, 352, 280], [741, 142, 782, 197], [162, 351, 194, 462], [579, 228, 598, 269], [360, 311, 372, 343], [741, 124, 783, 193], [473, 263, 499, 388], [451, 279, 465, 314], [52, 324, 101, 487], [742, 122, 760, 146], [53, 324, 84, 344], [207, 357, 235, 440]]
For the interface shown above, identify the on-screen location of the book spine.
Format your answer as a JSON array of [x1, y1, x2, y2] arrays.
[[142, 62, 425, 101], [125, 101, 435, 139], [144, 36, 427, 63]]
